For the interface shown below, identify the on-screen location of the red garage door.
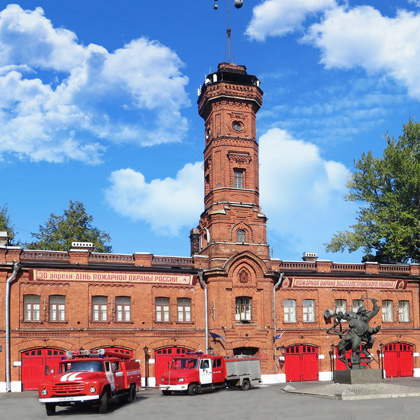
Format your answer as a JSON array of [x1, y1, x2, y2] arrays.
[[101, 347, 133, 357], [384, 343, 413, 378], [22, 348, 66, 390], [285, 345, 318, 382], [154, 347, 191, 385]]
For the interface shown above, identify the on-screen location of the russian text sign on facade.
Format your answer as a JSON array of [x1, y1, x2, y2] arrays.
[[32, 270, 194, 285], [281, 277, 407, 289]]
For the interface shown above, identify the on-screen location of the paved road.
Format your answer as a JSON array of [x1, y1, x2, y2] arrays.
[[2, 379, 420, 420]]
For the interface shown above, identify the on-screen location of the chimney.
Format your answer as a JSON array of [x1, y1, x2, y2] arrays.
[[302, 252, 318, 262], [189, 228, 200, 256], [71, 242, 95, 251]]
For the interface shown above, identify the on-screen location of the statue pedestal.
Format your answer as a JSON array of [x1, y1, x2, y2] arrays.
[[333, 369, 383, 384]]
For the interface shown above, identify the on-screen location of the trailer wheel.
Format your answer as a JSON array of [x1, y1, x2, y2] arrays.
[[241, 379, 251, 391], [188, 383, 200, 396], [45, 403, 56, 416], [162, 390, 171, 396], [128, 384, 136, 402], [98, 390, 109, 414]]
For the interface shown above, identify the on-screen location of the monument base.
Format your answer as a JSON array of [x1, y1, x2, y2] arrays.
[[333, 369, 383, 384]]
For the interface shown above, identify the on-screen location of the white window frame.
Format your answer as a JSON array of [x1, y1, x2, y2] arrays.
[[92, 296, 108, 322], [284, 299, 296, 323], [156, 297, 170, 322], [177, 298, 192, 322], [334, 299, 346, 314], [382, 300, 394, 322], [352, 299, 363, 313], [49, 295, 66, 322], [116, 296, 131, 322], [303, 299, 315, 322], [234, 170, 244, 189], [24, 294, 40, 321], [235, 297, 252, 322], [398, 300, 410, 322]]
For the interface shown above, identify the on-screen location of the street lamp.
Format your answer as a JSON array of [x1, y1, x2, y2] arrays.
[[143, 346, 149, 387], [378, 343, 384, 378], [330, 344, 336, 373]]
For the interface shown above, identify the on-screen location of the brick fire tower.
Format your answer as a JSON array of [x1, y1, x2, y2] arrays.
[[192, 62, 269, 262]]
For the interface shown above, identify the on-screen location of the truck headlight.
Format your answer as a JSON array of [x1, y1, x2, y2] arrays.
[[161, 377, 166, 382], [178, 378, 184, 382], [89, 386, 96, 393], [41, 389, 48, 396]]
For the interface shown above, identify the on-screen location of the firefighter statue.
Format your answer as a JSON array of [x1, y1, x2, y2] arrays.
[[327, 297, 381, 369]]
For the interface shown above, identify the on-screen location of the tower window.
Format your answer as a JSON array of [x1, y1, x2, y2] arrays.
[[236, 297, 252, 322], [234, 170, 244, 189], [236, 229, 246, 242]]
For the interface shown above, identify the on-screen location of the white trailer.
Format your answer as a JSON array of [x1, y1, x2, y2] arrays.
[[224, 356, 261, 390]]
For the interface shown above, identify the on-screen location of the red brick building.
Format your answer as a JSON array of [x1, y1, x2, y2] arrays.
[[1, 63, 420, 391]]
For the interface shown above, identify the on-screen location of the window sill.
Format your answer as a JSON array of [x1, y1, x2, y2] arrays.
[[176, 321, 194, 325], [48, 321, 68, 324], [22, 320, 42, 324]]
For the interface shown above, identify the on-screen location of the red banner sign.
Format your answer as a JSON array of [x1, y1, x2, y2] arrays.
[[32, 270, 193, 285], [281, 277, 407, 289]]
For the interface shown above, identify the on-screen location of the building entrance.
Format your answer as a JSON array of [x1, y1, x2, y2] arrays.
[[285, 345, 318, 382], [383, 343, 413, 378], [154, 347, 192, 385], [21, 348, 66, 390]]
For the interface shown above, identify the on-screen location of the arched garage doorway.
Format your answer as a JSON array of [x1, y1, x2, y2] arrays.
[[154, 347, 193, 385], [21, 348, 66, 390], [383, 343, 413, 378], [285, 345, 318, 382]]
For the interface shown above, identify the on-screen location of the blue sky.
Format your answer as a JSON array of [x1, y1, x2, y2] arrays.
[[1, 0, 420, 263]]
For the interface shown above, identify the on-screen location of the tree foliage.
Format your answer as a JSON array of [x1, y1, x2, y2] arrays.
[[325, 119, 420, 263], [28, 201, 112, 252], [0, 203, 16, 244]]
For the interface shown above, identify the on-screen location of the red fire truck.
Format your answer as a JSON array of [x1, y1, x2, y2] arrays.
[[38, 349, 141, 416], [159, 353, 261, 395]]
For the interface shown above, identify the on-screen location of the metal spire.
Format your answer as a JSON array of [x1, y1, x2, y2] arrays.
[[214, 1, 244, 63]]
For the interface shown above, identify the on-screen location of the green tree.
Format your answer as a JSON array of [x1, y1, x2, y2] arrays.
[[325, 119, 420, 263], [28, 201, 112, 252], [0, 203, 16, 244]]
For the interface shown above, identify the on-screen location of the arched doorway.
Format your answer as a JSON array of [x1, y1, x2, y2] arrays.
[[21, 348, 66, 390], [233, 347, 259, 356], [383, 343, 413, 378], [101, 346, 133, 357], [285, 345, 318, 382], [154, 347, 192, 385]]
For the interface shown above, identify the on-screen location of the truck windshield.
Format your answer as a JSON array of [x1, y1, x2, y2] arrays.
[[171, 358, 199, 369], [62, 361, 105, 372]]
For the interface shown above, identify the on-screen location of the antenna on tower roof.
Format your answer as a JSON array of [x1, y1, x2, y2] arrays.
[[213, 0, 244, 64]]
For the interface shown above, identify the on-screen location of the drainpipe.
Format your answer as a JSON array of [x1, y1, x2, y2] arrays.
[[5, 261, 22, 392], [198, 270, 209, 353], [273, 272, 284, 373]]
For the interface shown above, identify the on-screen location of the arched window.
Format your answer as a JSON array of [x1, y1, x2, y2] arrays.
[[236, 229, 246, 242]]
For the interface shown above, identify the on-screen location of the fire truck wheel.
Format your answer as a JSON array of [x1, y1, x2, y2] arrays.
[[98, 391, 109, 414], [241, 379, 251, 391], [128, 384, 136, 402], [45, 403, 56, 416], [188, 383, 200, 396]]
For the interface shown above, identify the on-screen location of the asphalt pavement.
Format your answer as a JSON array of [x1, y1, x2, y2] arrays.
[[2, 378, 420, 420]]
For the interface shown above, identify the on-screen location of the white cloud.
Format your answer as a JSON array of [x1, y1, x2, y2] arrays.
[[105, 163, 204, 236], [303, 6, 420, 99], [259, 128, 354, 256], [246, 0, 336, 41], [105, 129, 354, 258], [0, 4, 190, 164]]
